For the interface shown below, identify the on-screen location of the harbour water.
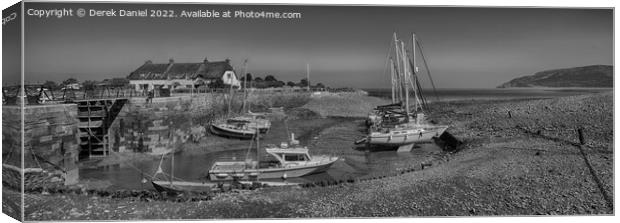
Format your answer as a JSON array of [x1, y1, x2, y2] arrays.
[[79, 117, 442, 190]]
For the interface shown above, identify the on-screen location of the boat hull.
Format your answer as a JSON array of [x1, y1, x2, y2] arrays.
[[368, 125, 448, 147], [208, 158, 338, 181], [209, 124, 257, 139], [151, 180, 216, 195]]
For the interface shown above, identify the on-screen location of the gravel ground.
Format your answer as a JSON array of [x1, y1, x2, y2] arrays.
[[19, 92, 613, 220]]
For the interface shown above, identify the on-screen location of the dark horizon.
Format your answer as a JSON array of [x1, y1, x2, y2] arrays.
[[11, 3, 614, 88]]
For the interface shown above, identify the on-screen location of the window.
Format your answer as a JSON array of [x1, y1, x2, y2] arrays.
[[284, 154, 308, 161]]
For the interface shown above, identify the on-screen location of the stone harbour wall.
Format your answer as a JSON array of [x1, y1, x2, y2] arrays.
[[107, 95, 218, 154], [2, 104, 80, 187]]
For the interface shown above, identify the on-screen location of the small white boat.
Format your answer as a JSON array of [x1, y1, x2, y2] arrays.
[[208, 133, 338, 181]]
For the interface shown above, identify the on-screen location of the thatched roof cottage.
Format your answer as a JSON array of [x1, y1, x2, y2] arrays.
[[127, 58, 240, 91]]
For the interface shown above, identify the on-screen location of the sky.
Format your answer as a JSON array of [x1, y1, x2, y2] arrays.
[[11, 2, 614, 88]]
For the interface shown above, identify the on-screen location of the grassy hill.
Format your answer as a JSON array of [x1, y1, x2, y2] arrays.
[[498, 65, 612, 88]]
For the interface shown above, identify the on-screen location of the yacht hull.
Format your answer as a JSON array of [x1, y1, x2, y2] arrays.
[[368, 125, 448, 147], [209, 124, 257, 139]]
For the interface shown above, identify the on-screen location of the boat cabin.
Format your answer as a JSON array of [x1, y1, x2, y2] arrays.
[[225, 119, 251, 128], [264, 144, 311, 164]]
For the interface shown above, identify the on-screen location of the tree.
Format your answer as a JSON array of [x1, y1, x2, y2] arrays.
[[274, 81, 285, 88], [286, 81, 296, 87], [42, 81, 57, 90], [299, 78, 309, 87], [244, 73, 253, 82], [254, 77, 263, 82], [62, 78, 79, 86], [82, 80, 97, 90], [315, 83, 325, 89], [207, 78, 226, 89], [264, 75, 277, 82]]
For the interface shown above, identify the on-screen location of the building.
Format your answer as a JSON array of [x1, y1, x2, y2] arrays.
[[127, 58, 240, 91]]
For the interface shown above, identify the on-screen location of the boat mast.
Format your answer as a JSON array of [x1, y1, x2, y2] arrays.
[[169, 153, 174, 186], [401, 40, 409, 121], [255, 129, 260, 180], [390, 58, 396, 104], [227, 77, 234, 116], [411, 33, 418, 112], [242, 59, 248, 113], [393, 33, 403, 104], [306, 64, 310, 92]]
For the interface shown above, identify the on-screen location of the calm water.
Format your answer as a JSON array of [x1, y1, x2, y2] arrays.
[[80, 118, 441, 190]]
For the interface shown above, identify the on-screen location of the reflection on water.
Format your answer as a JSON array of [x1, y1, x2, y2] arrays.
[[80, 118, 442, 190]]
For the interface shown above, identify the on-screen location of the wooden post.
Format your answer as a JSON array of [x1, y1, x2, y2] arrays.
[[508, 111, 512, 118]]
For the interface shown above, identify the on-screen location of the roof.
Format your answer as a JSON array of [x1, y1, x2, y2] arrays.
[[127, 59, 234, 80]]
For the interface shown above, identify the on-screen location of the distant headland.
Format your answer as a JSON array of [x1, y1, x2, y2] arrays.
[[497, 65, 612, 88]]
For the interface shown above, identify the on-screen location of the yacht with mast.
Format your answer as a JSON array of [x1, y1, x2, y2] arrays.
[[361, 33, 448, 151], [210, 59, 271, 139]]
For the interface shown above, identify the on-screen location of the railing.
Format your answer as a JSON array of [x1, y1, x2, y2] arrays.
[[2, 85, 165, 105]]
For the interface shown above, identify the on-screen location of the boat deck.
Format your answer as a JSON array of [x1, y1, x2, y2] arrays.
[[210, 161, 248, 171]]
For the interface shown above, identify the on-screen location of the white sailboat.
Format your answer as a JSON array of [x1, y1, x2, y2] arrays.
[[363, 33, 448, 151]]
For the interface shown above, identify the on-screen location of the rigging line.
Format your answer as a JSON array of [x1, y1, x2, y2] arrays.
[[405, 49, 427, 112], [2, 139, 15, 164], [28, 146, 44, 170], [153, 154, 165, 178], [416, 77, 429, 111], [28, 146, 67, 173], [382, 38, 395, 88], [283, 116, 290, 139], [415, 38, 440, 103], [245, 129, 256, 161], [407, 75, 424, 113], [86, 128, 103, 143]]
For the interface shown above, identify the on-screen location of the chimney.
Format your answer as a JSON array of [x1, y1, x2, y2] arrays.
[[225, 58, 231, 64], [145, 60, 152, 64], [203, 57, 209, 64], [169, 58, 174, 64]]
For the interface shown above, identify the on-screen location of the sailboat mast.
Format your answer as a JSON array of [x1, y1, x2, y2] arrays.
[[227, 78, 234, 116], [393, 33, 403, 103], [411, 33, 418, 112], [401, 40, 409, 119], [242, 59, 248, 113], [306, 64, 310, 92], [169, 153, 174, 186], [255, 129, 260, 170], [390, 58, 395, 104]]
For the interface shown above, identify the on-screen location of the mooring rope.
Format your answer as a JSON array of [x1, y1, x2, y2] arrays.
[[415, 38, 440, 103]]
